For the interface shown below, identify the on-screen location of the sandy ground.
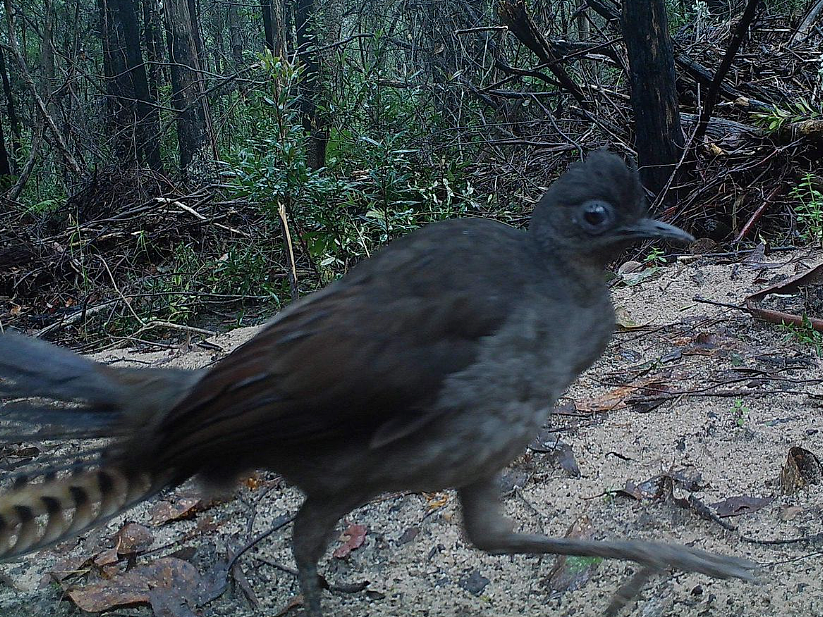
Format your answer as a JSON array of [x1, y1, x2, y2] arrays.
[[1, 248, 823, 617]]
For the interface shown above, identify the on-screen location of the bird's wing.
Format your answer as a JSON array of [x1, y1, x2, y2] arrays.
[[147, 222, 526, 464]]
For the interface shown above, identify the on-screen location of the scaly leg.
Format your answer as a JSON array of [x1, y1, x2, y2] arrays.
[[292, 493, 365, 617], [458, 476, 754, 612]]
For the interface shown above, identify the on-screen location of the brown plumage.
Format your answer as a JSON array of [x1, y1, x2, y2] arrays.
[[0, 152, 753, 615]]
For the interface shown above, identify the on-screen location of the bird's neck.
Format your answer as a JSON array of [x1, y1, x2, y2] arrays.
[[528, 236, 610, 304]]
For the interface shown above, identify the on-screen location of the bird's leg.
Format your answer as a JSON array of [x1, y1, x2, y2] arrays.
[[292, 494, 365, 617], [458, 477, 755, 607]]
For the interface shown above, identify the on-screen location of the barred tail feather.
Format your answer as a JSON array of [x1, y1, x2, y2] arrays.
[[0, 463, 169, 559]]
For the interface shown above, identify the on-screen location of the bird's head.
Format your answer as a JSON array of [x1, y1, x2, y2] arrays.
[[529, 151, 693, 265]]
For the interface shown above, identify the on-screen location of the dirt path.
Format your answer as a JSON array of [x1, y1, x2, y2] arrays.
[[1, 249, 822, 617]]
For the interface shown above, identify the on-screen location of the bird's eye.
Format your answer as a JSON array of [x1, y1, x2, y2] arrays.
[[579, 200, 614, 233]]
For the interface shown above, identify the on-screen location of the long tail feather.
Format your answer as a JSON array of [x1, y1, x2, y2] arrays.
[[0, 463, 171, 559], [0, 332, 199, 559]]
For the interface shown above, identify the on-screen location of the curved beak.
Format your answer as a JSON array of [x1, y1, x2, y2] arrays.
[[617, 218, 694, 244]]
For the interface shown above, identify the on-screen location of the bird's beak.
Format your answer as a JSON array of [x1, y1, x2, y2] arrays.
[[617, 218, 694, 244]]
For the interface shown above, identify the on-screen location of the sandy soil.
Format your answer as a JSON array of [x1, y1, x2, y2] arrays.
[[1, 248, 822, 617]]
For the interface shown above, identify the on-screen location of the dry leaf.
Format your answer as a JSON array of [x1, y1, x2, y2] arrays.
[[149, 498, 201, 526], [332, 523, 367, 559], [576, 377, 666, 413], [614, 305, 646, 330], [67, 557, 204, 614], [114, 522, 154, 554], [710, 495, 773, 518], [780, 447, 822, 495], [545, 516, 600, 592]]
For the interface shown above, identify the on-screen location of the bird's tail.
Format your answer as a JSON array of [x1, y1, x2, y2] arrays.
[[0, 331, 200, 558], [0, 463, 171, 559]]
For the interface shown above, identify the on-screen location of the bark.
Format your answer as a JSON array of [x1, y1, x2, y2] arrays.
[[0, 113, 10, 181], [101, 0, 163, 171], [162, 0, 208, 175], [271, 0, 286, 57], [187, 0, 208, 69], [296, 0, 327, 169], [262, 0, 287, 57], [142, 0, 163, 102], [621, 0, 684, 201], [228, 1, 244, 69], [41, 0, 57, 114], [262, 0, 275, 51], [0, 46, 21, 173]]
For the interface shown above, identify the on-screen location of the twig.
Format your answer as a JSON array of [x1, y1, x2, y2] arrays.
[[130, 320, 217, 339], [225, 513, 296, 573], [34, 300, 120, 338], [693, 0, 762, 145], [278, 202, 299, 301]]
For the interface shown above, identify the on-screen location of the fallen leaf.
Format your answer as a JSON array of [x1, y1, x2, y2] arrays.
[[780, 447, 822, 495], [67, 557, 205, 614], [614, 305, 646, 330], [545, 516, 600, 592], [333, 523, 367, 559], [576, 377, 667, 413], [149, 498, 201, 526], [458, 569, 489, 595], [398, 527, 420, 545], [424, 492, 450, 511], [40, 554, 93, 587], [711, 495, 773, 518], [779, 505, 803, 521], [114, 522, 154, 554], [93, 548, 119, 566]]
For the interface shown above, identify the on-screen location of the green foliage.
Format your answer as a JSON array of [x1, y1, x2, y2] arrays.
[[789, 173, 823, 246], [752, 99, 822, 132], [730, 398, 750, 428], [565, 555, 603, 572], [225, 51, 479, 283], [137, 242, 282, 327], [667, 0, 712, 33], [25, 197, 65, 214], [643, 246, 666, 267], [779, 315, 823, 357]]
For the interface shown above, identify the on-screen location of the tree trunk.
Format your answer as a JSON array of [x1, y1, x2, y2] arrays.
[[262, 0, 275, 51], [0, 113, 10, 182], [162, 0, 208, 176], [0, 46, 21, 174], [271, 0, 286, 56], [187, 0, 208, 69], [621, 0, 684, 201], [295, 0, 326, 170], [228, 2, 244, 69], [41, 0, 57, 114], [262, 0, 287, 57], [142, 0, 163, 102], [101, 0, 163, 171]]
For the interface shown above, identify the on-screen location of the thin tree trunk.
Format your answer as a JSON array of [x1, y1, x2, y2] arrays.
[[262, 0, 275, 51], [3, 0, 81, 175], [295, 0, 326, 170], [271, 0, 286, 56], [142, 0, 163, 102], [0, 113, 10, 181], [187, 0, 208, 68], [228, 2, 244, 69], [162, 0, 208, 176], [41, 0, 57, 114], [621, 0, 683, 201], [0, 46, 21, 174], [101, 0, 163, 171]]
